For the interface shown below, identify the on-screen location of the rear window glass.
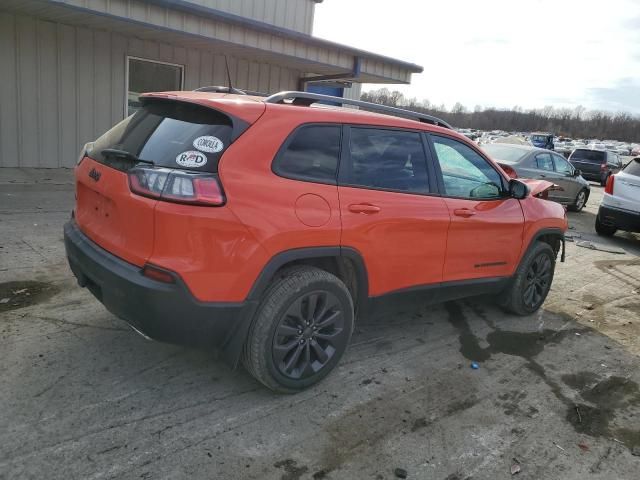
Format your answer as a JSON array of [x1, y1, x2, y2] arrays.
[[273, 125, 341, 183], [570, 149, 605, 163], [89, 100, 233, 172], [623, 158, 640, 176]]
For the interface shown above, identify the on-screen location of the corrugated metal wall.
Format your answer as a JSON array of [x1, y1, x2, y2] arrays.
[[186, 0, 315, 34], [0, 12, 301, 168]]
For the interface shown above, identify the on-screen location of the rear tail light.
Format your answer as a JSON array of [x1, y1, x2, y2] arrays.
[[498, 163, 518, 179], [128, 166, 225, 206], [605, 175, 615, 194]]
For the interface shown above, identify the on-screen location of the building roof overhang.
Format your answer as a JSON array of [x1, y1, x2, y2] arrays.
[[2, 0, 423, 85]]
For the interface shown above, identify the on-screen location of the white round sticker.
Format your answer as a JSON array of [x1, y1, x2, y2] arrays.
[[193, 136, 224, 153], [175, 151, 208, 168]]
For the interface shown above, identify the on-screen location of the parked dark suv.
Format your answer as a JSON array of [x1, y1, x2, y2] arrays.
[[569, 148, 623, 186], [64, 89, 567, 392]]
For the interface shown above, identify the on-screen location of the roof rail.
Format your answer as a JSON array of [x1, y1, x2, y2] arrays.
[[264, 91, 452, 129], [194, 86, 268, 97]]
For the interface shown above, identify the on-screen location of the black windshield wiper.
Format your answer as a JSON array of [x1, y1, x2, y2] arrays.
[[101, 148, 154, 165]]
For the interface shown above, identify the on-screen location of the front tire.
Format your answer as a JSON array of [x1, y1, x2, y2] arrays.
[[243, 266, 354, 393], [499, 242, 556, 316], [568, 189, 587, 212]]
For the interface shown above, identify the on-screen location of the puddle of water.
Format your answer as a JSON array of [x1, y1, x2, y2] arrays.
[[0, 281, 59, 313], [446, 301, 640, 452]]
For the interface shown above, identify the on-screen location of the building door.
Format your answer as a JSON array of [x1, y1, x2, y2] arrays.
[[126, 57, 184, 116], [306, 84, 344, 105]]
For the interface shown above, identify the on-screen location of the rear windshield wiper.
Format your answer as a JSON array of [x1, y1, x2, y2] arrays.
[[101, 148, 154, 165]]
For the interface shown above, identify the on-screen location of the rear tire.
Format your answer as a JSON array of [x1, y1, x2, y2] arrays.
[[595, 216, 617, 237], [568, 189, 587, 212], [498, 242, 555, 316], [243, 266, 354, 393], [600, 174, 609, 187]]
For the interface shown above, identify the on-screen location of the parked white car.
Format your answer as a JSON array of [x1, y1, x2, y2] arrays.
[[595, 157, 640, 236]]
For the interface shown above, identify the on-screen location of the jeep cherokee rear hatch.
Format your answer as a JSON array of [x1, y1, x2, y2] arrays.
[[75, 97, 256, 267]]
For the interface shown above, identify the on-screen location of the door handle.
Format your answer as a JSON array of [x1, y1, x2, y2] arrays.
[[348, 203, 381, 214], [453, 208, 476, 218], [539, 174, 547, 178]]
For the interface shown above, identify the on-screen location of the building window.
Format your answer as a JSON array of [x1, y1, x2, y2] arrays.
[[126, 57, 184, 116]]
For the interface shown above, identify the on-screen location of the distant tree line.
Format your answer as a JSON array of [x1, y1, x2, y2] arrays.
[[360, 88, 640, 142]]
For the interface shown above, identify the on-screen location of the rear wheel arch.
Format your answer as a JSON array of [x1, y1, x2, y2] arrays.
[[246, 247, 369, 314]]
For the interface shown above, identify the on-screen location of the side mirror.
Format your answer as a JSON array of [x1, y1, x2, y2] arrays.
[[509, 179, 528, 199], [574, 169, 581, 177]]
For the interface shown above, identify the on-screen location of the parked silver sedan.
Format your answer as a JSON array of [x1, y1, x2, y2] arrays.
[[482, 143, 591, 211]]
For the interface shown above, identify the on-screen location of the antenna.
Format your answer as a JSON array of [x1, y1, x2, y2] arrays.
[[224, 56, 233, 92]]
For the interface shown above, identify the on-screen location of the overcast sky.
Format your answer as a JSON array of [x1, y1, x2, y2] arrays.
[[313, 0, 640, 115]]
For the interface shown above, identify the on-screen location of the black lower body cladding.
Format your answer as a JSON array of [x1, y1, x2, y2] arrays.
[[63, 220, 257, 363]]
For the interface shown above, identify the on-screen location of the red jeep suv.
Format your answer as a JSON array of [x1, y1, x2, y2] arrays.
[[64, 89, 567, 392]]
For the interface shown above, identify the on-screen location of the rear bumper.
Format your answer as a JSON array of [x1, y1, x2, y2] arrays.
[[63, 220, 257, 362], [597, 204, 640, 233], [580, 171, 604, 182]]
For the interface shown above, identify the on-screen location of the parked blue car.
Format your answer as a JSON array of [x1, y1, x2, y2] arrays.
[[531, 132, 555, 150]]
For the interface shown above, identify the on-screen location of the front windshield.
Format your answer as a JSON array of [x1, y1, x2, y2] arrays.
[[532, 135, 548, 142], [482, 144, 528, 164]]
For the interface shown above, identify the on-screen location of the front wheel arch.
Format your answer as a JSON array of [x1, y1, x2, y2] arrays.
[[519, 228, 564, 266]]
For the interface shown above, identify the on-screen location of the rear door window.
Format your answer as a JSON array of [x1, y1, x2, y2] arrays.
[[272, 125, 341, 183], [341, 128, 430, 194], [535, 153, 554, 171], [89, 100, 233, 172]]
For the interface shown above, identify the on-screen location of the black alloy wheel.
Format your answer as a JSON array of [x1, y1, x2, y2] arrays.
[[272, 290, 344, 380], [243, 266, 354, 392], [523, 252, 552, 309]]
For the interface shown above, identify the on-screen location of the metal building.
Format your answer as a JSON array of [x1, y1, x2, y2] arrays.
[[0, 0, 423, 168]]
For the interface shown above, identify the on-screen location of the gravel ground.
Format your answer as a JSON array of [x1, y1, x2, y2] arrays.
[[1, 168, 639, 480]]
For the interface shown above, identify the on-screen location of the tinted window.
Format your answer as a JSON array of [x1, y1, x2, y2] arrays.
[[432, 136, 503, 199], [90, 100, 232, 172], [570, 149, 605, 163], [623, 158, 640, 176], [553, 155, 572, 175], [535, 153, 554, 171], [343, 128, 429, 194], [273, 125, 341, 183]]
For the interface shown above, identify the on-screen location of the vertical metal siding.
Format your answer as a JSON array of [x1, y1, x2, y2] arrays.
[[0, 12, 301, 168], [185, 0, 315, 33], [0, 12, 20, 167]]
